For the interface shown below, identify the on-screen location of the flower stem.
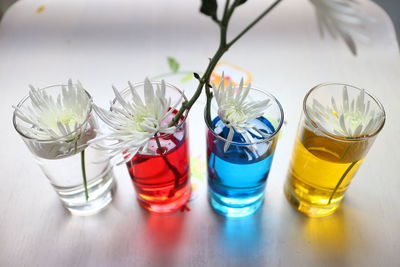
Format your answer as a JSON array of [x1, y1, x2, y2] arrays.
[[153, 134, 181, 197], [169, 0, 284, 127], [328, 160, 358, 204], [81, 150, 89, 201]]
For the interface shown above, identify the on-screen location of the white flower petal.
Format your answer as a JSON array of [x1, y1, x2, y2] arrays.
[[224, 127, 235, 152], [309, 86, 384, 138], [93, 79, 180, 162], [144, 78, 155, 108], [339, 114, 349, 136], [310, 0, 371, 54]]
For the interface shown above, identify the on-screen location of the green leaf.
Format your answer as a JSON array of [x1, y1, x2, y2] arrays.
[[167, 57, 180, 73], [200, 0, 217, 19], [181, 72, 193, 83], [237, 0, 247, 6]]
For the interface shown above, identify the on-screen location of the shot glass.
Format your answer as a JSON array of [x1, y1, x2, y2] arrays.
[[285, 83, 386, 217]]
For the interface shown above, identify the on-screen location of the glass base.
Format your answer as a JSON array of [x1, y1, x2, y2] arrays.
[[136, 183, 191, 215], [208, 189, 264, 218], [284, 184, 340, 217], [58, 170, 116, 216]]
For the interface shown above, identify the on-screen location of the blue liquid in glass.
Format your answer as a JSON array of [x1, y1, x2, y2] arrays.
[[207, 117, 276, 217]]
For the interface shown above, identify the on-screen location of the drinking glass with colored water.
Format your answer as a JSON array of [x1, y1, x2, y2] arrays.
[[285, 83, 385, 217], [114, 81, 191, 214], [206, 87, 284, 217]]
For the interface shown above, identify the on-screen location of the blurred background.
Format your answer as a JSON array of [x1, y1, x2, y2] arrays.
[[2, 0, 400, 46]]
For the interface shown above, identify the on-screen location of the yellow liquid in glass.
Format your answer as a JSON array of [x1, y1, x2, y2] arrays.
[[285, 127, 366, 217]]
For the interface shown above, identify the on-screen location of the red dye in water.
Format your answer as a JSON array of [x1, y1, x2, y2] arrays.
[[127, 119, 190, 214]]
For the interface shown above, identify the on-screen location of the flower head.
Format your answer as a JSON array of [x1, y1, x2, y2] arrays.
[[308, 86, 385, 138], [310, 0, 371, 55], [13, 80, 94, 159], [212, 74, 271, 152], [14, 79, 91, 140], [93, 78, 182, 164]]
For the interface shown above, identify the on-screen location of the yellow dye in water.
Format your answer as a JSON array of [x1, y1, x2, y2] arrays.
[[285, 125, 370, 217]]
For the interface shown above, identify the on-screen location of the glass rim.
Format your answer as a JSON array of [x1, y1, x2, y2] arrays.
[[303, 82, 386, 142], [205, 86, 284, 146], [12, 84, 94, 143], [112, 81, 189, 139]]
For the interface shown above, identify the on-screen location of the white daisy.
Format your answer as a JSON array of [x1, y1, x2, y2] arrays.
[[212, 74, 271, 152], [93, 78, 183, 165], [308, 85, 385, 138], [310, 0, 370, 55]]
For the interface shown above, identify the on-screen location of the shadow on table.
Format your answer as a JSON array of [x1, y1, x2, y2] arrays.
[[213, 210, 265, 264], [140, 211, 188, 265], [296, 202, 369, 264]]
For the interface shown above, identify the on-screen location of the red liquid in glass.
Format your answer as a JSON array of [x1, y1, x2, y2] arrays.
[[127, 118, 190, 214]]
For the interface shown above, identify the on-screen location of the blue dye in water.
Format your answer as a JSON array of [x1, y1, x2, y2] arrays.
[[207, 117, 276, 217]]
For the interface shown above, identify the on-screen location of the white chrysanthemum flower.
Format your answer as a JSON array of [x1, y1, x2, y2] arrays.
[[212, 74, 271, 152], [14, 79, 90, 140], [13, 80, 99, 200], [308, 86, 385, 138], [13, 80, 93, 159], [93, 78, 182, 165], [310, 0, 370, 55]]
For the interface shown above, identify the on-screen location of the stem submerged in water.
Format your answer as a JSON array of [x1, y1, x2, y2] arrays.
[[328, 160, 358, 204], [81, 150, 89, 201], [154, 134, 181, 197]]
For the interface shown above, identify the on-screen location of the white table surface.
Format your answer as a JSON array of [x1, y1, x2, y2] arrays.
[[1, 0, 400, 266]]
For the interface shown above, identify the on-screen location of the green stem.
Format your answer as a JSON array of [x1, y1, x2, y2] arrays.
[[223, 0, 231, 17], [169, 0, 284, 128], [81, 150, 89, 201], [154, 134, 181, 197], [340, 142, 354, 159], [328, 160, 358, 204]]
